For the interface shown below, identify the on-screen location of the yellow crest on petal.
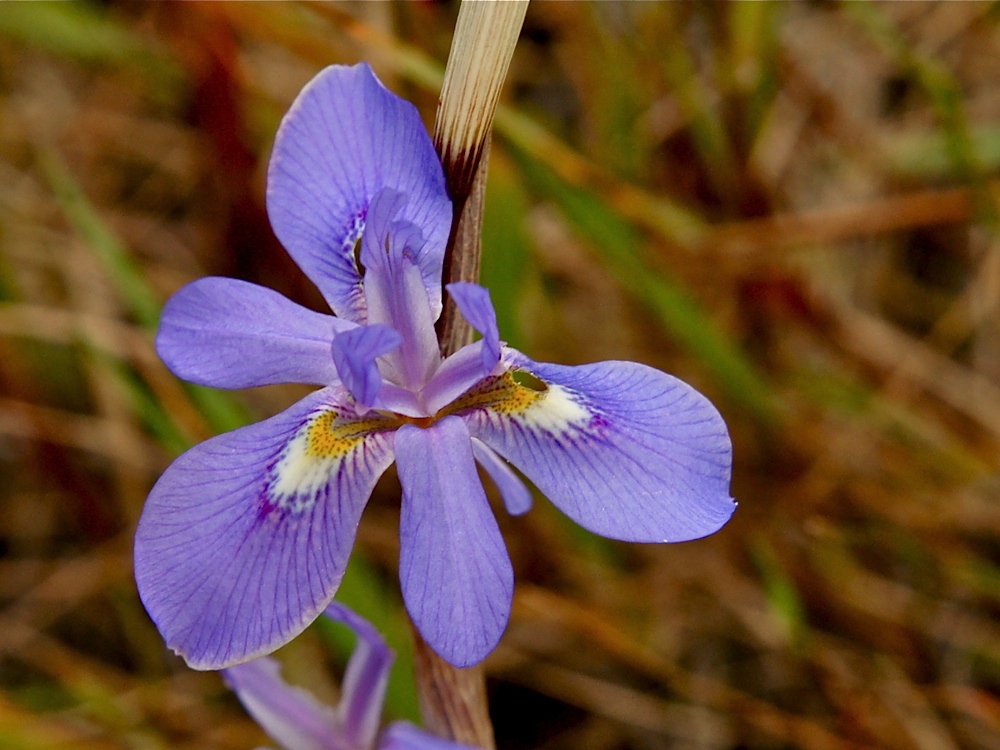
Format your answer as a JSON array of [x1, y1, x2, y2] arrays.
[[444, 370, 591, 432], [267, 407, 398, 515]]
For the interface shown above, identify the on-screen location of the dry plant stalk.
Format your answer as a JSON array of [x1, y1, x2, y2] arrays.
[[414, 0, 528, 746], [433, 1, 527, 198], [433, 0, 528, 357]]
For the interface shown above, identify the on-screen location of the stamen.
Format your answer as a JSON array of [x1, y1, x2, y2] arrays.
[[441, 370, 545, 417], [305, 409, 399, 457]]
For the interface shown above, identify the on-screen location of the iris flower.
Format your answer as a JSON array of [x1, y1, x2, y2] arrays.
[[134, 63, 734, 670], [224, 601, 472, 750]]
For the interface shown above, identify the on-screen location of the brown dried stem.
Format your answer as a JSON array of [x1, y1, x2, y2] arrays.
[[411, 1, 527, 747]]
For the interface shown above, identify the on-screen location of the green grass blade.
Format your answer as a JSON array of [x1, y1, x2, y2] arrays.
[[0, 1, 150, 64], [481, 152, 532, 350], [749, 536, 806, 646], [37, 147, 162, 331], [845, 3, 985, 193], [0, 1, 182, 101], [38, 146, 253, 434]]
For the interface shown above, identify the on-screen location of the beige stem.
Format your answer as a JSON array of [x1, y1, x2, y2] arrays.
[[411, 1, 527, 747]]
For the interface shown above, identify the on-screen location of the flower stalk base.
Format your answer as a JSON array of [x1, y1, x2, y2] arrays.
[[413, 625, 496, 749], [415, 117, 495, 748]]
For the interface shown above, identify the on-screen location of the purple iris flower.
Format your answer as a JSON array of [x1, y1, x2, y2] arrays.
[[134, 63, 734, 671], [224, 601, 472, 750]]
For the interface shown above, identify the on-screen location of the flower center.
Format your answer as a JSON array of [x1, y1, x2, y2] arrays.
[[301, 370, 550, 463]]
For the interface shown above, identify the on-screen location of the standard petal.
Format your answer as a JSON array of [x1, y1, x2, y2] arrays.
[[332, 324, 402, 407], [134, 388, 398, 669], [266, 63, 451, 322], [372, 383, 427, 419], [420, 341, 497, 416], [471, 438, 532, 516], [394, 417, 513, 668], [459, 354, 735, 543], [223, 657, 339, 750], [157, 277, 348, 389], [360, 189, 441, 391], [446, 283, 500, 376], [326, 602, 393, 750]]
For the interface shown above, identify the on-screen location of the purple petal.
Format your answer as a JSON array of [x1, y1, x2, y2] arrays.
[[471, 438, 532, 516], [224, 603, 399, 750], [157, 277, 349, 389], [134, 388, 397, 669], [324, 602, 393, 750], [332, 325, 403, 407], [446, 283, 500, 377], [380, 722, 477, 750], [394, 417, 513, 667], [461, 354, 735, 543], [372, 383, 427, 419], [420, 341, 496, 415], [360, 189, 441, 391], [223, 657, 339, 750], [266, 63, 451, 322]]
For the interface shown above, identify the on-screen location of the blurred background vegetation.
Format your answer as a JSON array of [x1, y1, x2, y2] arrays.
[[1, 1, 999, 748]]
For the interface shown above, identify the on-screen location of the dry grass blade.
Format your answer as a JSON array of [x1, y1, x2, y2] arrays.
[[433, 0, 528, 203], [705, 187, 974, 258]]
